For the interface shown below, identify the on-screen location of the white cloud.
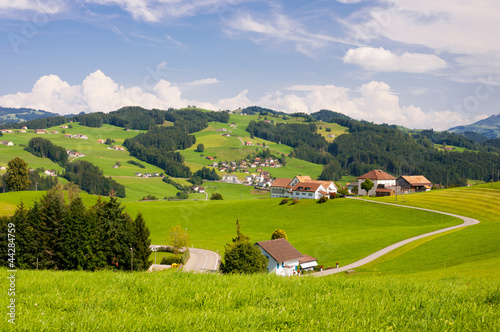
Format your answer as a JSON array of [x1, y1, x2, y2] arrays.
[[0, 0, 64, 14], [0, 71, 471, 130], [185, 78, 220, 86], [343, 47, 447, 73]]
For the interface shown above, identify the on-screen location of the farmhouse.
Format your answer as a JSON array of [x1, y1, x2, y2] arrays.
[[397, 175, 432, 193], [327, 134, 336, 138], [60, 125, 68, 129], [255, 238, 317, 276], [270, 176, 338, 199], [375, 187, 395, 197], [215, 128, 227, 132], [35, 129, 46, 134], [51, 130, 59, 134], [1, 129, 13, 133], [44, 169, 56, 177], [22, 126, 28, 130], [357, 170, 396, 196], [64, 134, 72, 138], [222, 174, 242, 184], [134, 172, 143, 177], [1, 140, 14, 146], [97, 139, 105, 144], [245, 141, 253, 146]]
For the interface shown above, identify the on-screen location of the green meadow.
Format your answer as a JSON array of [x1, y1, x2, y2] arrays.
[[1, 268, 498, 331], [359, 184, 500, 278]]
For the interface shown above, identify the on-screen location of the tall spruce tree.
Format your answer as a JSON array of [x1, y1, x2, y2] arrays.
[[131, 213, 152, 271], [60, 196, 91, 270], [11, 201, 38, 269]]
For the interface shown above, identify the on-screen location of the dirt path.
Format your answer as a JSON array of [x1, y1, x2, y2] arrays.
[[313, 198, 480, 277]]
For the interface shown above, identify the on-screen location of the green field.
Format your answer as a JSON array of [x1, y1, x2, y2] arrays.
[[1, 268, 498, 331], [359, 184, 500, 277]]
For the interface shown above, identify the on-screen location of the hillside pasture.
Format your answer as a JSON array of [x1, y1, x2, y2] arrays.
[[359, 184, 500, 277]]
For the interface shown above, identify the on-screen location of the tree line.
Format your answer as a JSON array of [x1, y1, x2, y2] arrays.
[[62, 160, 126, 197], [0, 186, 151, 271]]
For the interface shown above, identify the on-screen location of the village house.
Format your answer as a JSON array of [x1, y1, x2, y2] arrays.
[[215, 128, 227, 132], [19, 129, 26, 133], [255, 238, 318, 276], [143, 173, 152, 177], [245, 141, 253, 146], [51, 130, 59, 134], [206, 156, 215, 160], [229, 123, 236, 128], [44, 169, 56, 177], [397, 175, 432, 194], [222, 174, 242, 184], [191, 186, 206, 193], [97, 139, 105, 144], [1, 140, 14, 146], [153, 172, 160, 177], [212, 162, 218, 167], [60, 125, 68, 129], [113, 146, 125, 151], [327, 134, 336, 138], [113, 164, 119, 168], [22, 126, 28, 130], [35, 129, 46, 134], [1, 129, 13, 133], [270, 175, 338, 199], [134, 172, 143, 177], [357, 170, 396, 196], [64, 134, 72, 138], [291, 182, 330, 200], [347, 182, 358, 194], [0, 166, 6, 171]]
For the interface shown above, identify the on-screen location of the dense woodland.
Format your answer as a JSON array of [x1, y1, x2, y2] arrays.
[[123, 126, 194, 178], [62, 160, 126, 197], [25, 137, 68, 166], [189, 166, 220, 186], [0, 187, 151, 271]]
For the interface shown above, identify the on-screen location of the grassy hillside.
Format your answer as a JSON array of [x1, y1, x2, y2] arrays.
[[2, 268, 498, 331], [359, 183, 500, 277]]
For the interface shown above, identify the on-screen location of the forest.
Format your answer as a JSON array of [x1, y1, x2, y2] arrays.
[[25, 137, 69, 166], [0, 187, 151, 271], [62, 160, 126, 197]]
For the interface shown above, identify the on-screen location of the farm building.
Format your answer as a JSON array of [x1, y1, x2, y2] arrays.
[[1, 140, 14, 146], [255, 238, 317, 276], [396, 175, 432, 193], [357, 170, 396, 196], [270, 176, 337, 199]]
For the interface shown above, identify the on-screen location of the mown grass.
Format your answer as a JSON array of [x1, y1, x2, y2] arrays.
[[122, 198, 460, 266], [359, 184, 500, 277], [2, 268, 498, 331]]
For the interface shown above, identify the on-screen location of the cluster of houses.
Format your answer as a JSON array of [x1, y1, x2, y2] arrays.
[[108, 145, 125, 151], [270, 175, 338, 200], [66, 150, 85, 158], [256, 238, 318, 276], [64, 133, 88, 139], [221, 171, 273, 187], [210, 157, 282, 173], [191, 185, 206, 193], [347, 169, 433, 196], [134, 172, 161, 178]]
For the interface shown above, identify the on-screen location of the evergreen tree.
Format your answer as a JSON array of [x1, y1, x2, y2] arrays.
[[60, 196, 91, 270], [131, 213, 152, 271], [221, 220, 267, 274], [11, 201, 37, 269]]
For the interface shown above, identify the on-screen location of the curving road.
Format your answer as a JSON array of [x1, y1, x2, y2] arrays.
[[313, 198, 480, 277], [183, 248, 220, 273]]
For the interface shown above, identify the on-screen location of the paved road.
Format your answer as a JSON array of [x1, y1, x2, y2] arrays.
[[183, 248, 220, 273], [313, 198, 480, 277]]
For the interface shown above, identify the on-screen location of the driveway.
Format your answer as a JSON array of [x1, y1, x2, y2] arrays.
[[183, 248, 220, 273], [313, 198, 480, 277]]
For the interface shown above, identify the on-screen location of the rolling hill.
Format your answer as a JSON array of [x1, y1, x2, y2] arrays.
[[0, 106, 58, 125], [449, 113, 500, 138]]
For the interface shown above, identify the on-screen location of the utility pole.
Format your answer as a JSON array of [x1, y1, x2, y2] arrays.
[[130, 247, 133, 272]]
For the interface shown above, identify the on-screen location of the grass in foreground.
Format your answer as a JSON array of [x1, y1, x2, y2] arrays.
[[1, 268, 498, 331]]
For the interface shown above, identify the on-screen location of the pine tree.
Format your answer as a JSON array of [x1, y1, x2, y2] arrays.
[[131, 213, 152, 271], [60, 196, 91, 270], [11, 201, 37, 269]]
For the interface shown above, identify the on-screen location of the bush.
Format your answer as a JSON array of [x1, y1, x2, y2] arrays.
[[127, 160, 145, 168], [160, 256, 182, 265], [210, 193, 223, 200], [292, 198, 299, 204], [279, 199, 289, 205], [318, 196, 328, 203]]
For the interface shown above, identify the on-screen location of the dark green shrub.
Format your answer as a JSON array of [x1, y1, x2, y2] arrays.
[[160, 256, 182, 265], [318, 196, 328, 203], [279, 199, 289, 205]]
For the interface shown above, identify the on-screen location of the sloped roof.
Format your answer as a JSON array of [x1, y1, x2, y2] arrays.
[[271, 178, 293, 188], [299, 254, 317, 264], [358, 170, 396, 180], [399, 175, 432, 186], [308, 180, 337, 190], [295, 175, 312, 182], [292, 182, 323, 192], [376, 188, 394, 193], [256, 238, 303, 263]]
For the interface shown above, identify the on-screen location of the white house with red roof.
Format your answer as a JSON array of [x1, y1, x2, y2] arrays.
[[270, 175, 337, 199], [291, 182, 330, 200], [357, 169, 396, 196], [255, 238, 317, 276]]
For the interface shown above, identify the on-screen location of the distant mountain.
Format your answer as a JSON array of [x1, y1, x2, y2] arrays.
[[449, 114, 500, 139], [0, 107, 58, 125]]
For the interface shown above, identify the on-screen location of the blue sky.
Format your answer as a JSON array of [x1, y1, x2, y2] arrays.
[[1, 0, 499, 130]]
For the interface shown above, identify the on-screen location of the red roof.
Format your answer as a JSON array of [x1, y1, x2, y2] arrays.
[[271, 178, 292, 188], [358, 170, 396, 180], [256, 238, 303, 262], [292, 182, 323, 192], [376, 188, 394, 193]]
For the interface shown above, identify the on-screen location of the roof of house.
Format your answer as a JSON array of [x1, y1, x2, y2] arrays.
[[375, 188, 395, 193], [295, 175, 312, 182], [271, 178, 292, 188], [299, 254, 317, 264], [399, 175, 432, 186], [308, 180, 335, 189], [358, 169, 396, 181], [292, 182, 323, 192], [256, 238, 303, 263]]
